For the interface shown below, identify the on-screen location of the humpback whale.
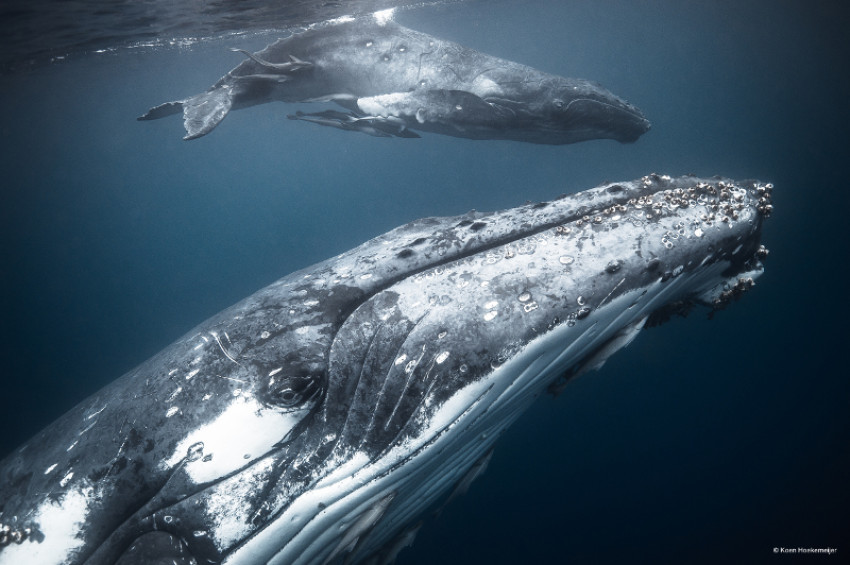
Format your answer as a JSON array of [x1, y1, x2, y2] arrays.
[[138, 13, 650, 143], [0, 175, 770, 565]]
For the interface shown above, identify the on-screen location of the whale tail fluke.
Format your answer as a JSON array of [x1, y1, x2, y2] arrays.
[[138, 88, 233, 140], [181, 89, 233, 140], [137, 100, 183, 121]]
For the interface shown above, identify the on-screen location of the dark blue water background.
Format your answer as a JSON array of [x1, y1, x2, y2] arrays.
[[1, 1, 848, 563]]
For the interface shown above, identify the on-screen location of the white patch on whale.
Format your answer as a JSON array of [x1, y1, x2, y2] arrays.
[[373, 8, 396, 26], [202, 456, 277, 552], [0, 486, 94, 565], [161, 396, 310, 485]]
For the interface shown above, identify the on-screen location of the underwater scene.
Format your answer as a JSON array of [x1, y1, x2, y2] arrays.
[[0, 1, 847, 564]]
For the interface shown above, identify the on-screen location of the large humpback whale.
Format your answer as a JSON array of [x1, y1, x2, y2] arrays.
[[0, 175, 770, 565], [138, 13, 650, 143]]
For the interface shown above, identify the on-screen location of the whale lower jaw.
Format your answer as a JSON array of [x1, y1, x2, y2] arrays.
[[224, 259, 747, 565]]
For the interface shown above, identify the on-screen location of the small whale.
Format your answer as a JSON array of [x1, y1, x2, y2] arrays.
[[138, 13, 650, 143]]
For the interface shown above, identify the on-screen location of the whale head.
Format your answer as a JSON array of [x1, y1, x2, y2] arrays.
[[0, 175, 769, 565], [530, 77, 651, 144]]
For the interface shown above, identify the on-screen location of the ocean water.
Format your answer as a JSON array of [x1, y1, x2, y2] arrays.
[[1, 1, 848, 564]]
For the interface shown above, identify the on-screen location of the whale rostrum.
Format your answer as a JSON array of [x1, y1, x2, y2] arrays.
[[0, 174, 770, 565], [139, 14, 650, 144]]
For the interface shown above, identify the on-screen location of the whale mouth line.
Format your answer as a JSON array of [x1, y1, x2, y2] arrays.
[[563, 97, 651, 128]]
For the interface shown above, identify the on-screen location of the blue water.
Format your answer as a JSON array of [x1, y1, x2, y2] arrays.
[[1, 1, 848, 563]]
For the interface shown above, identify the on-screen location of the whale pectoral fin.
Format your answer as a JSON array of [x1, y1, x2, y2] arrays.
[[420, 90, 512, 125], [301, 93, 358, 104], [288, 109, 420, 139], [356, 114, 420, 138], [358, 89, 506, 131], [181, 88, 233, 140], [232, 73, 291, 84], [379, 120, 421, 138], [230, 48, 313, 72]]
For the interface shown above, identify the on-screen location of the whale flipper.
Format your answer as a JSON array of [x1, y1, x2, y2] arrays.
[[289, 89, 507, 138], [288, 110, 420, 138], [229, 49, 313, 73], [138, 88, 233, 140], [357, 89, 513, 131], [232, 73, 291, 84]]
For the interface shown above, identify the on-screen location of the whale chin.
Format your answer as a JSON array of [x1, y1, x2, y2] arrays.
[[553, 97, 651, 144]]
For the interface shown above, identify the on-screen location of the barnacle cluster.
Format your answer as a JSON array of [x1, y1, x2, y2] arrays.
[[592, 176, 773, 231], [754, 181, 774, 217], [551, 177, 772, 248], [653, 179, 752, 221], [711, 276, 757, 312], [0, 521, 32, 547]]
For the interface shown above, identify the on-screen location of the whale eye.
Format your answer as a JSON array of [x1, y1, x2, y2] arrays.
[[553, 99, 565, 109], [276, 388, 299, 406], [267, 374, 322, 409]]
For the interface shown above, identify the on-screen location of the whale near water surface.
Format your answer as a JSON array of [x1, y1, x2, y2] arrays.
[[0, 174, 771, 565], [138, 13, 650, 144]]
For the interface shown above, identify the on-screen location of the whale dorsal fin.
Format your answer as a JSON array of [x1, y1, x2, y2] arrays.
[[182, 88, 233, 140]]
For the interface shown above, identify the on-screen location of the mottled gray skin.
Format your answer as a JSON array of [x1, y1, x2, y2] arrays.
[[139, 16, 650, 143], [0, 175, 770, 565]]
